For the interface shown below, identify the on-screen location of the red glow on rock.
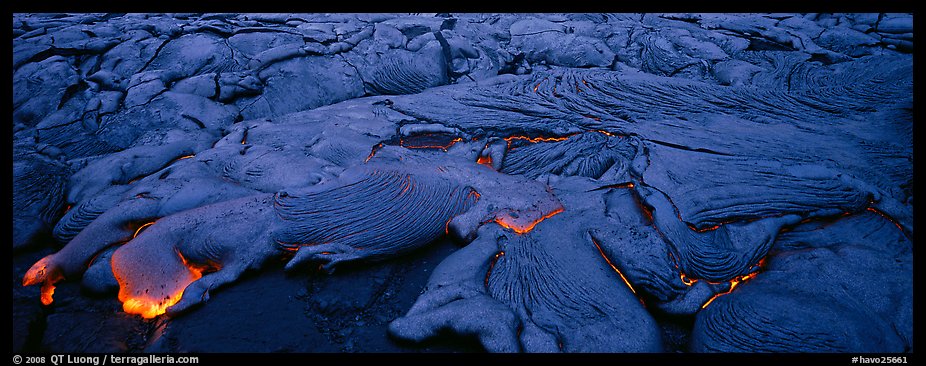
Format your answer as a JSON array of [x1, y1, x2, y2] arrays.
[[668, 252, 680, 269], [485, 251, 505, 288], [866, 207, 905, 232], [494, 208, 564, 235], [630, 193, 654, 224], [688, 223, 721, 232]]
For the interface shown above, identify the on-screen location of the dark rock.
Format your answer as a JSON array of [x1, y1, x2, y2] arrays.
[[13, 56, 79, 127], [373, 23, 406, 49], [509, 18, 615, 68], [711, 59, 764, 86], [80, 247, 119, 295], [816, 27, 881, 57], [875, 15, 913, 34], [144, 265, 329, 352], [13, 144, 70, 250], [239, 56, 364, 119], [12, 249, 53, 352], [146, 33, 240, 78], [42, 312, 146, 353], [347, 44, 450, 95]]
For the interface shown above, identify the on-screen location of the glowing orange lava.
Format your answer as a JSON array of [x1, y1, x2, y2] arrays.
[[498, 130, 616, 150], [603, 182, 634, 189], [503, 135, 571, 150], [23, 257, 64, 305], [477, 154, 493, 167], [494, 208, 564, 235], [700, 262, 764, 309], [631, 193, 654, 224], [40, 282, 56, 305], [132, 222, 155, 238], [590, 237, 637, 295], [503, 135, 569, 144], [485, 251, 504, 288], [399, 176, 412, 195], [866, 207, 905, 232], [688, 223, 721, 233], [400, 137, 463, 151], [117, 251, 208, 319], [365, 143, 384, 163], [121, 290, 192, 319], [680, 272, 698, 286], [700, 294, 719, 309]]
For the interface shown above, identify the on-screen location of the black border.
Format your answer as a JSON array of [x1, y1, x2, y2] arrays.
[[8, 1, 920, 363]]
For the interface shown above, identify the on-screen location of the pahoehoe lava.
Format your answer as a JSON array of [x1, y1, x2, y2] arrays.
[[13, 12, 912, 353]]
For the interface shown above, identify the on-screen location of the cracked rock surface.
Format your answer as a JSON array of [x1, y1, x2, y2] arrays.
[[13, 12, 912, 353]]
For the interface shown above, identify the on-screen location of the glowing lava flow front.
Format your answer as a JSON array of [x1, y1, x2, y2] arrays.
[[22, 257, 63, 305], [40, 282, 57, 306], [119, 288, 191, 319], [116, 251, 208, 319]]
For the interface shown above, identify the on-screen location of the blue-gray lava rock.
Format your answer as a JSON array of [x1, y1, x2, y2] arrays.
[[691, 211, 912, 352], [12, 12, 913, 353]]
